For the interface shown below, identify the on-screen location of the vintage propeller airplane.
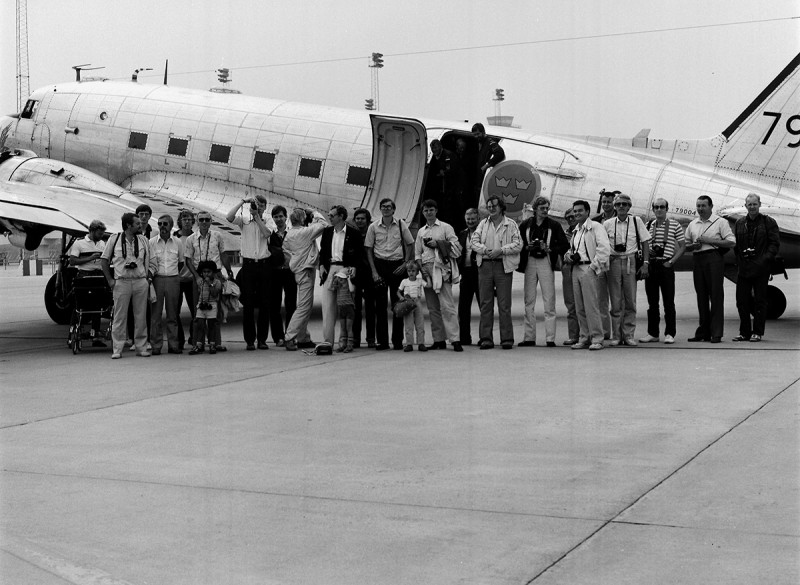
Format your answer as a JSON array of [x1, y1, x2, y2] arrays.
[[1, 52, 798, 323]]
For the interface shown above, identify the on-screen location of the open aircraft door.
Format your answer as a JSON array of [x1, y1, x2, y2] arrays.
[[362, 115, 427, 222]]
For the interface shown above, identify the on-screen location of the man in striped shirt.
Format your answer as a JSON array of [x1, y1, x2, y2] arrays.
[[639, 199, 685, 344]]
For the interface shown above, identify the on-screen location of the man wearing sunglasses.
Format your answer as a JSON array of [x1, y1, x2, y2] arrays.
[[639, 199, 685, 344], [149, 214, 185, 355], [186, 211, 234, 351]]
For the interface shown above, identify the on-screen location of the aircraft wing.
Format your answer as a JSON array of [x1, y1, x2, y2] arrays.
[[0, 181, 137, 250]]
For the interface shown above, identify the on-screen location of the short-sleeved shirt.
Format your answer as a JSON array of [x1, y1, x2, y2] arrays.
[[685, 214, 735, 253], [604, 216, 651, 256], [101, 233, 150, 280], [365, 218, 414, 261], [415, 220, 458, 265], [70, 235, 105, 272], [647, 218, 684, 260], [398, 277, 425, 300], [233, 213, 271, 260], [149, 235, 184, 277], [186, 229, 225, 269]]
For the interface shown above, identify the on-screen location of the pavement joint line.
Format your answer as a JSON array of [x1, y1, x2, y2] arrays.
[[1, 467, 605, 525], [523, 376, 800, 584], [2, 537, 138, 585], [608, 519, 800, 539], [0, 351, 372, 430]]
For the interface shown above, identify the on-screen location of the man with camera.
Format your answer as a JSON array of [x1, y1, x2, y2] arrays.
[[517, 196, 569, 347], [470, 195, 521, 350], [603, 193, 650, 346], [282, 208, 328, 351], [685, 195, 736, 343], [365, 197, 415, 350], [100, 212, 152, 359], [732, 193, 780, 342], [639, 198, 685, 344], [149, 214, 186, 355], [563, 200, 610, 351], [226, 195, 273, 351]]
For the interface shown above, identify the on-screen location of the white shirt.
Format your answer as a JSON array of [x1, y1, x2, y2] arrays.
[[149, 235, 184, 277], [331, 226, 346, 262], [70, 235, 105, 272]]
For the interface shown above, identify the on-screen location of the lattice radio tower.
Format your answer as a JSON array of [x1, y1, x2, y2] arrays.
[[368, 52, 384, 110], [16, 0, 30, 112]]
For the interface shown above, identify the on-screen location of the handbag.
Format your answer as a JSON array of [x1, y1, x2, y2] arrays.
[[392, 298, 416, 318]]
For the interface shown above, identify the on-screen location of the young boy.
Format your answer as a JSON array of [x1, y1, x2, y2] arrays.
[[190, 260, 222, 355], [397, 261, 428, 352], [333, 268, 356, 353]]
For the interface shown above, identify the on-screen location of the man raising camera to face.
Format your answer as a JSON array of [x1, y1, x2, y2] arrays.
[[226, 194, 273, 351]]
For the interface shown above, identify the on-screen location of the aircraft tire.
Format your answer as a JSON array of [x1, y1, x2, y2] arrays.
[[45, 273, 74, 325], [765, 285, 786, 320]]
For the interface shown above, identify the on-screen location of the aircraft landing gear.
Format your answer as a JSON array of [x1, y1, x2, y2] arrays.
[[45, 272, 74, 324]]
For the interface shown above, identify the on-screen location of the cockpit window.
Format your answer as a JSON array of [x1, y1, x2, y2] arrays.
[[20, 100, 39, 120]]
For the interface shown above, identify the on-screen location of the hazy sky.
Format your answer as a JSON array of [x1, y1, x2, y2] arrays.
[[0, 1, 798, 138]]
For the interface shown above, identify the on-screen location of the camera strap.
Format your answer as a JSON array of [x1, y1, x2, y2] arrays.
[[614, 217, 631, 250]]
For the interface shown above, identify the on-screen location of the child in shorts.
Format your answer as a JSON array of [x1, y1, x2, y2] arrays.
[[332, 268, 355, 353], [190, 260, 222, 355]]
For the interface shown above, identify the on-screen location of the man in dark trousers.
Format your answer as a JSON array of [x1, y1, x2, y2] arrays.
[[732, 193, 780, 342], [457, 208, 480, 345], [319, 205, 368, 347]]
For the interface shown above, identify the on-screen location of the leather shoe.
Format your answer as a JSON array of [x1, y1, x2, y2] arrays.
[[375, 344, 390, 351], [710, 337, 722, 343], [517, 340, 536, 347], [479, 340, 494, 350], [285, 339, 297, 351], [731, 335, 748, 342], [215, 345, 227, 352], [246, 344, 256, 351], [687, 336, 710, 342], [426, 341, 446, 350], [501, 342, 513, 350], [257, 342, 269, 350], [393, 343, 404, 350], [546, 341, 556, 347], [452, 342, 463, 352], [750, 334, 762, 342], [418, 344, 428, 352]]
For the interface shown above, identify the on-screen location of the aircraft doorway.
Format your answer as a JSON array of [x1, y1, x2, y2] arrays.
[[421, 131, 484, 231]]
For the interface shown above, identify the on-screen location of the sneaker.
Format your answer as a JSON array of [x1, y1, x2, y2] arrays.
[[750, 334, 762, 342], [664, 335, 675, 344], [623, 338, 638, 347], [146, 342, 152, 351], [403, 345, 413, 352], [418, 344, 428, 352], [589, 342, 604, 351], [111, 352, 122, 359], [638, 334, 658, 343], [343, 344, 353, 353], [571, 342, 589, 350], [608, 339, 621, 346], [137, 351, 152, 357], [285, 339, 297, 351], [562, 339, 578, 346], [189, 347, 201, 355], [276, 339, 285, 348], [732, 335, 748, 342]]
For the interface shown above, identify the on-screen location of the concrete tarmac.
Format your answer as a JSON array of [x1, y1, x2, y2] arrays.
[[1, 270, 798, 584]]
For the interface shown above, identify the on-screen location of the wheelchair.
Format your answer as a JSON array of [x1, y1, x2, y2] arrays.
[[66, 273, 114, 354]]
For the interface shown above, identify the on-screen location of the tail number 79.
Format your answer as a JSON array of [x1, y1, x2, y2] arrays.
[[762, 112, 800, 147]]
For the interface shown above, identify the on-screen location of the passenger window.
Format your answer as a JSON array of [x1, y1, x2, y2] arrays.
[[209, 144, 231, 164], [298, 157, 322, 179], [128, 131, 148, 150], [253, 150, 276, 171], [20, 100, 38, 120], [346, 165, 370, 187], [168, 137, 189, 157]]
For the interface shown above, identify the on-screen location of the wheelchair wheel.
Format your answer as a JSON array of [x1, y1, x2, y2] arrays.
[[72, 332, 82, 354], [68, 311, 81, 354]]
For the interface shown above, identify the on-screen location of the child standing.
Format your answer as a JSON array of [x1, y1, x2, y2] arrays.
[[332, 268, 356, 353], [190, 260, 222, 355], [397, 261, 428, 352]]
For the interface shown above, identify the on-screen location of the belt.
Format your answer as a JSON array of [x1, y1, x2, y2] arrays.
[[484, 258, 504, 262], [242, 257, 270, 264]]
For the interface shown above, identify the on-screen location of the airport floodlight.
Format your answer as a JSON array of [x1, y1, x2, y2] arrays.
[[364, 98, 375, 110], [495, 88, 505, 101], [131, 67, 152, 82], [217, 68, 230, 84], [370, 53, 384, 68]]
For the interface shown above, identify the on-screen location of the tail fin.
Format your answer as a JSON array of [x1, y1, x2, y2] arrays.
[[716, 52, 800, 188]]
